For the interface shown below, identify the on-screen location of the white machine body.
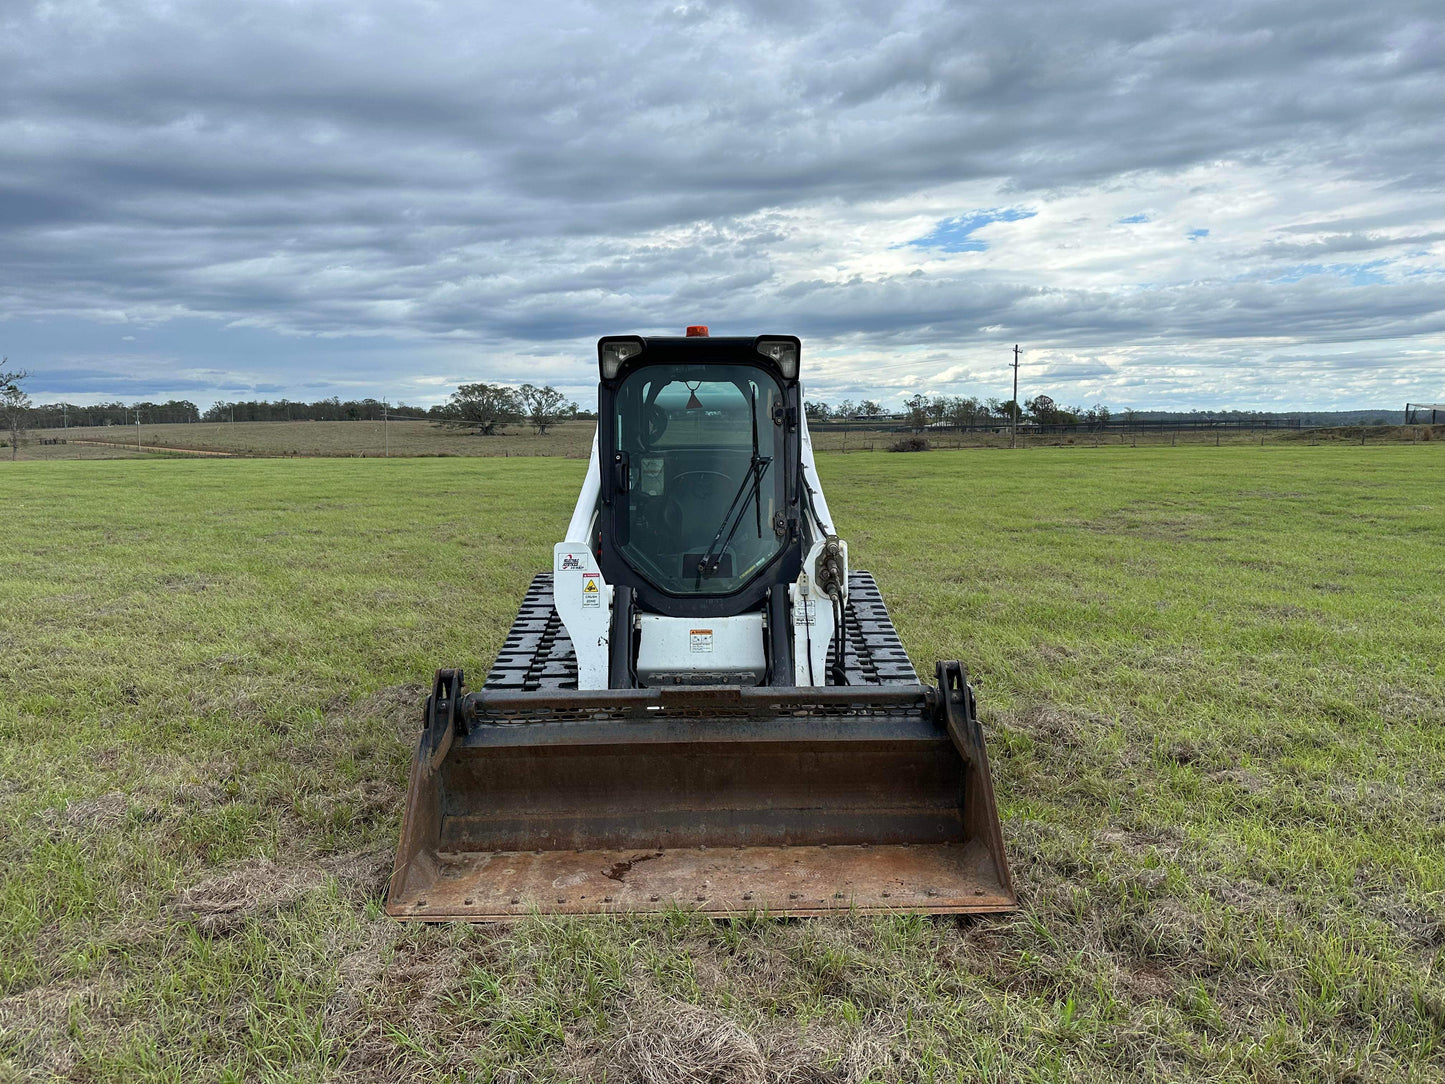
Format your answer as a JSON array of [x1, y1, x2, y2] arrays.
[[635, 613, 767, 686], [556, 412, 848, 690]]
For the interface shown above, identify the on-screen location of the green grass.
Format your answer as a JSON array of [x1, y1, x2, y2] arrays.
[[2, 445, 1442, 1082], [23, 419, 599, 460], [22, 418, 1442, 461]]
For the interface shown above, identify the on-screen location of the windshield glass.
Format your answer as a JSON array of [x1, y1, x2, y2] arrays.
[[614, 363, 785, 595]]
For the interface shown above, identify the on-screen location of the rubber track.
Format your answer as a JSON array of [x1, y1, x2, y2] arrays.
[[483, 570, 917, 691], [484, 576, 578, 691], [825, 571, 919, 686]]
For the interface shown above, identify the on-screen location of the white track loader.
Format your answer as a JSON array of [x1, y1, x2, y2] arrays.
[[388, 329, 1014, 919]]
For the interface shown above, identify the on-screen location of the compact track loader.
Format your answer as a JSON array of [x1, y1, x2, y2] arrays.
[[388, 329, 1015, 919]]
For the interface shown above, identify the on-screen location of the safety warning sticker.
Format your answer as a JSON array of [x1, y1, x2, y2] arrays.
[[793, 599, 816, 624], [582, 574, 600, 607], [689, 628, 714, 653]]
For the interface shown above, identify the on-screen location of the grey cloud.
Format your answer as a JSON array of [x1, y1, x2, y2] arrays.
[[1, 0, 1443, 408], [1262, 230, 1445, 257]]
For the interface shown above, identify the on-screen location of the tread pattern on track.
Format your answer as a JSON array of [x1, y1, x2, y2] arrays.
[[483, 570, 917, 691]]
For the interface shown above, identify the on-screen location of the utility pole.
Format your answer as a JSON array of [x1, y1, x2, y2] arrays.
[[1010, 344, 1021, 449], [383, 399, 389, 458], [135, 408, 141, 451]]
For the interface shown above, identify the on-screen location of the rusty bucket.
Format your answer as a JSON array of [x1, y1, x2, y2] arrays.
[[387, 662, 1014, 919]]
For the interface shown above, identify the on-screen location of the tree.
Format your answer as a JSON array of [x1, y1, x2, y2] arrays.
[[836, 399, 857, 419], [903, 393, 930, 431], [804, 401, 832, 420], [859, 399, 882, 416], [1026, 394, 1059, 425], [946, 395, 980, 428], [1, 362, 30, 460], [517, 383, 574, 435], [435, 383, 521, 435]]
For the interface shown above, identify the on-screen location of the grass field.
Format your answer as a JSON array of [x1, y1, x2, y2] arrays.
[[23, 420, 600, 460], [21, 419, 1442, 460], [2, 445, 1443, 1082]]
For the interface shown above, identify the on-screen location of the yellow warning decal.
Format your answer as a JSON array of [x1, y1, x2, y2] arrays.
[[583, 579, 598, 593]]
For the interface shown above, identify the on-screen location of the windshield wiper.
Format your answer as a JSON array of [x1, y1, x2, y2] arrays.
[[696, 455, 771, 579], [696, 387, 771, 581]]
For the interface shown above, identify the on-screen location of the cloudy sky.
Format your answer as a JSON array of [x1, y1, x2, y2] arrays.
[[2, 0, 1442, 411]]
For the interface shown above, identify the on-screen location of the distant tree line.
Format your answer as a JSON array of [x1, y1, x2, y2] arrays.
[[805, 398, 1411, 430], [20, 385, 589, 433], [200, 398, 430, 423], [13, 373, 1405, 442], [28, 397, 436, 427], [806, 394, 1115, 430], [29, 399, 205, 427]]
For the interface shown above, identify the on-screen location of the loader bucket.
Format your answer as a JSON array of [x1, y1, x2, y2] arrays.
[[387, 662, 1014, 919]]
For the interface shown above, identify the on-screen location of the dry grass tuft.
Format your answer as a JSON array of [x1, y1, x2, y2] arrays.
[[610, 997, 767, 1084], [340, 683, 427, 737], [322, 845, 394, 902], [171, 859, 329, 934], [58, 791, 133, 830], [1011, 702, 1110, 749], [0, 978, 118, 1079], [835, 1012, 916, 1084]]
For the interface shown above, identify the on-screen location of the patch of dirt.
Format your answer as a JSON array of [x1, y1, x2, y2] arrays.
[[171, 859, 329, 934]]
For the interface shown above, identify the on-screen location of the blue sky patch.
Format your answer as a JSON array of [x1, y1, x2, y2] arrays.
[[1273, 260, 1389, 286], [907, 207, 1036, 252], [1188, 228, 1210, 240], [1118, 213, 1150, 224]]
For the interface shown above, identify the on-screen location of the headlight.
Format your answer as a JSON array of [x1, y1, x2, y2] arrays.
[[598, 337, 644, 380], [755, 336, 800, 380]]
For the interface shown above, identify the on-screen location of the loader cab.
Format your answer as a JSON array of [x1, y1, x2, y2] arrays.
[[596, 333, 804, 621]]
